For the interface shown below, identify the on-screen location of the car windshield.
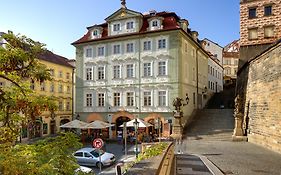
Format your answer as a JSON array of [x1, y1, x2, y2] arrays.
[[90, 149, 104, 157]]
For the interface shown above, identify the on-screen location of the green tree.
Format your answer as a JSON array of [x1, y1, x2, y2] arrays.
[[0, 32, 86, 174], [0, 31, 53, 142]]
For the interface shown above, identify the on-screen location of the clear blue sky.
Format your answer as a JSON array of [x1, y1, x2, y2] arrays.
[[0, 0, 239, 59]]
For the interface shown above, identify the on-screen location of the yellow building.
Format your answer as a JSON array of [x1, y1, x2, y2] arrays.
[[23, 50, 75, 139]]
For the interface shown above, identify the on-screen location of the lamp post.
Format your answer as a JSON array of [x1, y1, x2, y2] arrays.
[[133, 118, 139, 158]]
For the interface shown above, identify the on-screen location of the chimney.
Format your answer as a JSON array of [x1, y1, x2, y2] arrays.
[[191, 31, 199, 41], [179, 19, 189, 32]]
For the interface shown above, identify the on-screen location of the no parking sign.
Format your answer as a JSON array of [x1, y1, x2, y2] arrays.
[[93, 138, 104, 149]]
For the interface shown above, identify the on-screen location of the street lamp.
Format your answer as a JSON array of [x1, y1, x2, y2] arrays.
[[133, 118, 139, 158]]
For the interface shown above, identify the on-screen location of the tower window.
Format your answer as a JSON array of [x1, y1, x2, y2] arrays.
[[264, 5, 272, 16], [248, 8, 257, 19], [248, 28, 258, 40]]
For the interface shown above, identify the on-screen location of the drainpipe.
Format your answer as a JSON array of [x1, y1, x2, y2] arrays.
[[196, 48, 199, 109], [138, 36, 141, 117], [72, 67, 75, 120]]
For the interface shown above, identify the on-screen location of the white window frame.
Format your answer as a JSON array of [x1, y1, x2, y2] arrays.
[[158, 61, 167, 76], [113, 65, 121, 79], [126, 92, 134, 106], [86, 67, 93, 80], [158, 39, 166, 49], [126, 21, 134, 30], [86, 93, 93, 107], [143, 91, 152, 106], [98, 93, 105, 107], [126, 42, 134, 53], [152, 20, 159, 27], [97, 46, 105, 56], [97, 66, 105, 80], [126, 64, 134, 78], [113, 23, 121, 32], [113, 44, 121, 54], [85, 48, 92, 58], [143, 40, 152, 51], [143, 62, 152, 77], [113, 92, 121, 106], [158, 90, 167, 106]]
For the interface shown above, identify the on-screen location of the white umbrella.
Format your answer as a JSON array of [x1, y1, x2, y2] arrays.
[[86, 120, 114, 129], [59, 119, 89, 129], [119, 118, 152, 128]]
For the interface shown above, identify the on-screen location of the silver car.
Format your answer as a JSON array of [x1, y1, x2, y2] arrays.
[[73, 148, 115, 168]]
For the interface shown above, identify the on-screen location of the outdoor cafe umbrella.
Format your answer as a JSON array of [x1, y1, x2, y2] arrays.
[[86, 120, 114, 129], [119, 118, 152, 128], [59, 119, 89, 129]]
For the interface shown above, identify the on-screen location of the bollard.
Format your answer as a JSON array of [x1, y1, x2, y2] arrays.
[[115, 163, 123, 175]]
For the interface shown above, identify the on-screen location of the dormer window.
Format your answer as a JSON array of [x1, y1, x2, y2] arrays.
[[113, 24, 121, 31], [93, 30, 98, 36], [152, 20, 158, 27], [148, 17, 164, 31], [126, 21, 134, 29], [90, 27, 103, 39]]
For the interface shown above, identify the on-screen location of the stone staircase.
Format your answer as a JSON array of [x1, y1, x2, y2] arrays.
[[183, 109, 234, 141]]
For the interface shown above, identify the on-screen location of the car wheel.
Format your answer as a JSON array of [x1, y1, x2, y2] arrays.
[[96, 162, 103, 168]]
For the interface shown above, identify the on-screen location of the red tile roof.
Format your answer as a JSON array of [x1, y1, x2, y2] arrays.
[[72, 11, 184, 45], [38, 50, 74, 68]]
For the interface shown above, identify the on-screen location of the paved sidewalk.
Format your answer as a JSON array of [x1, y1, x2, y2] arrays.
[[183, 139, 281, 175]]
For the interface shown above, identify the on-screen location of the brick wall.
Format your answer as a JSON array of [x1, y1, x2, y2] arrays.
[[245, 43, 281, 153], [240, 0, 281, 46]]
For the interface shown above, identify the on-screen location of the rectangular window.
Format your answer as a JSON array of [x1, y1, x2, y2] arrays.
[[126, 21, 134, 29], [249, 8, 257, 19], [49, 69, 54, 76], [113, 44, 121, 54], [98, 93, 105, 107], [58, 84, 63, 93], [86, 48, 92, 57], [40, 81, 45, 91], [50, 83, 54, 92], [58, 101, 63, 111], [127, 92, 134, 106], [113, 92, 121, 106], [152, 20, 158, 27], [158, 61, 166, 76], [126, 43, 134, 53], [98, 67, 105, 80], [86, 68, 92, 80], [158, 91, 166, 106], [113, 24, 120, 31], [98, 47, 104, 56], [248, 28, 258, 40], [66, 101, 70, 111], [143, 41, 151, 51], [66, 86, 70, 93], [144, 63, 152, 77], [158, 39, 166, 49], [264, 26, 274, 38], [86, 94, 93, 107], [66, 72, 70, 79], [59, 71, 63, 78], [144, 91, 152, 106], [264, 5, 272, 16], [126, 64, 134, 78], [113, 65, 121, 79]]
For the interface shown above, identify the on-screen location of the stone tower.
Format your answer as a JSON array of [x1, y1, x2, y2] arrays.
[[233, 0, 281, 139]]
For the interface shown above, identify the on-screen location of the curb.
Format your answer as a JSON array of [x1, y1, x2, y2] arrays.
[[194, 154, 224, 175]]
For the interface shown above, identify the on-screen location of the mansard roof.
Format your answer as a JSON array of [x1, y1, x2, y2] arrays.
[[72, 10, 183, 45]]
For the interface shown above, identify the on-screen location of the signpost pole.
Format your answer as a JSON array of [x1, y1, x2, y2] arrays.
[[99, 149, 102, 173], [123, 122, 127, 158]]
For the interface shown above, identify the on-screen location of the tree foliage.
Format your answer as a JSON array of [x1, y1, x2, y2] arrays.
[[0, 32, 85, 174], [0, 132, 83, 175], [0, 32, 54, 143]]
